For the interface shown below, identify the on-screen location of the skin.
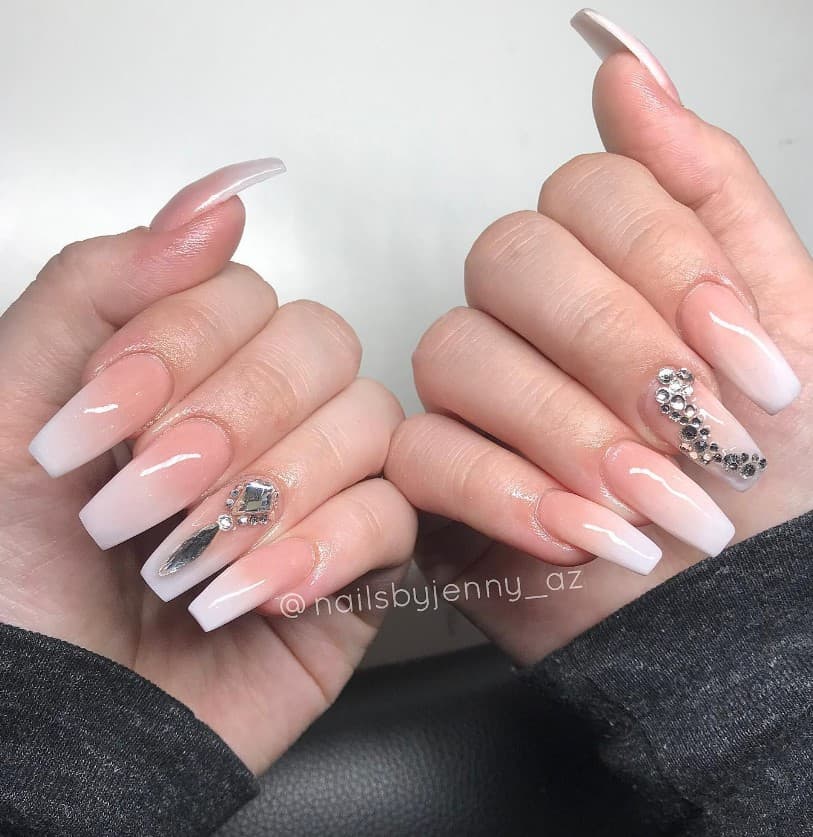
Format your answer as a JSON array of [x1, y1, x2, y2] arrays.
[[0, 197, 416, 775], [386, 53, 813, 664]]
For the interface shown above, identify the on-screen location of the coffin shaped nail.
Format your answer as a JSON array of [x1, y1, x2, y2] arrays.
[[150, 157, 287, 233], [79, 419, 232, 550], [677, 282, 801, 415], [189, 538, 315, 632], [535, 490, 662, 575], [644, 366, 766, 491], [603, 440, 735, 556], [141, 477, 281, 601], [571, 8, 680, 103], [29, 354, 172, 478]]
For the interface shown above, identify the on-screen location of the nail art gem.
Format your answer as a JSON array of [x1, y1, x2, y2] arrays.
[[655, 368, 767, 481], [158, 478, 279, 576]]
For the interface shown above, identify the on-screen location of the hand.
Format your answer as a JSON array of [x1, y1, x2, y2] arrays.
[[386, 21, 811, 665], [0, 160, 416, 774]]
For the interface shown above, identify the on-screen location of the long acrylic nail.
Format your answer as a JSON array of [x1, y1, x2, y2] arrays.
[[535, 490, 662, 575], [141, 477, 281, 601], [643, 366, 767, 491], [150, 158, 286, 233], [677, 282, 801, 414], [571, 8, 680, 103], [188, 538, 315, 631], [603, 440, 735, 556], [29, 354, 173, 478], [79, 419, 231, 550]]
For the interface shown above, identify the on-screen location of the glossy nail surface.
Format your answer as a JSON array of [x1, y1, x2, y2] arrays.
[[141, 478, 282, 601], [571, 8, 680, 103], [79, 419, 231, 550], [678, 282, 800, 414], [29, 354, 172, 478], [189, 538, 314, 631], [536, 490, 662, 575], [603, 440, 735, 556], [644, 369, 766, 491], [151, 157, 286, 232]]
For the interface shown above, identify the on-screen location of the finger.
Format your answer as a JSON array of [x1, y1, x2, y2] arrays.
[[537, 152, 800, 414], [79, 301, 361, 550], [386, 413, 662, 575], [187, 478, 417, 632], [28, 263, 278, 477], [465, 211, 766, 492], [2, 160, 283, 442], [411, 309, 735, 555], [573, 13, 812, 324], [139, 379, 403, 601]]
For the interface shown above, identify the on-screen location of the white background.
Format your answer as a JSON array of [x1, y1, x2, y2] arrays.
[[2, 1, 811, 662]]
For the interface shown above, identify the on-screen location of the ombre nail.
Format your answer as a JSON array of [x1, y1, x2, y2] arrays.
[[535, 490, 662, 575], [79, 418, 232, 550], [29, 354, 173, 478], [603, 440, 735, 556], [150, 158, 287, 233], [677, 282, 801, 414], [141, 477, 281, 602], [645, 366, 766, 491], [571, 8, 681, 103], [189, 538, 315, 631]]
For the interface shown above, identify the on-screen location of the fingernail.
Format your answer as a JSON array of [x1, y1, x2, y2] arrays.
[[535, 490, 662, 575], [644, 367, 766, 491], [188, 538, 314, 631], [677, 282, 801, 414], [603, 440, 735, 556], [150, 157, 286, 233], [571, 8, 681, 103], [141, 477, 281, 601], [79, 418, 232, 550], [29, 354, 173, 478]]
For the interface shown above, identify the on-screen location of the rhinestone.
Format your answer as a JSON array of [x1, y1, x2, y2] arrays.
[[701, 452, 713, 463], [713, 453, 723, 462], [656, 388, 671, 404], [680, 441, 693, 452], [739, 452, 749, 463], [740, 463, 756, 478], [670, 395, 686, 411], [682, 385, 694, 398], [658, 367, 675, 384], [709, 443, 719, 452], [679, 416, 689, 425], [699, 426, 710, 436], [689, 451, 699, 459], [217, 514, 234, 531], [694, 438, 707, 452], [677, 368, 693, 383], [225, 498, 234, 507], [691, 417, 702, 427], [238, 479, 276, 514], [758, 458, 767, 470], [681, 425, 698, 440], [670, 411, 682, 421], [237, 515, 249, 526], [230, 487, 240, 496], [751, 453, 760, 461], [684, 405, 697, 418], [660, 404, 670, 414], [668, 379, 683, 393], [722, 453, 740, 470]]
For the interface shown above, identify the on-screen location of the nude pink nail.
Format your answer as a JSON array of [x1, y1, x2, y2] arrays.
[[141, 478, 282, 602], [188, 538, 315, 631], [535, 490, 662, 575], [79, 419, 232, 550], [29, 354, 173, 478], [571, 8, 681, 104], [678, 282, 801, 414], [643, 369, 766, 491], [603, 440, 735, 556], [150, 158, 286, 233]]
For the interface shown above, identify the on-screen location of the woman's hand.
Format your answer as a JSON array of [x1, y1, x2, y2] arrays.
[[0, 161, 416, 774], [386, 31, 811, 664]]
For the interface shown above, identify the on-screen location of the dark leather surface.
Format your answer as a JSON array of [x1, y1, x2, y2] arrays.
[[216, 644, 631, 837]]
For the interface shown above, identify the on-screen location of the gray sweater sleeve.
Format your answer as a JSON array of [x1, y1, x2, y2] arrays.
[[0, 624, 257, 837], [522, 509, 813, 836]]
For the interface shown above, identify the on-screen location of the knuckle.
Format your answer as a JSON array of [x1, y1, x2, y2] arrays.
[[350, 378, 405, 425], [231, 349, 304, 421], [219, 262, 278, 307], [618, 209, 698, 278], [539, 152, 652, 208], [566, 285, 641, 352], [281, 300, 362, 369], [385, 414, 447, 484], [465, 211, 556, 296]]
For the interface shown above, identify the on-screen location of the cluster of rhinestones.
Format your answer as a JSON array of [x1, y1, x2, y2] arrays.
[[218, 479, 278, 530], [655, 367, 766, 480]]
